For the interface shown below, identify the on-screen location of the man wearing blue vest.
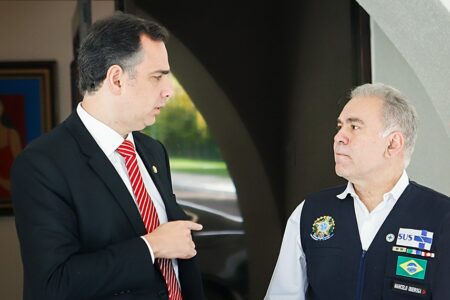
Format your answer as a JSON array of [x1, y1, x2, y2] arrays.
[[265, 83, 450, 300]]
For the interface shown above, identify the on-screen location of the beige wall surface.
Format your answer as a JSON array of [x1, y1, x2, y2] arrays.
[[370, 21, 450, 196], [0, 0, 77, 122], [0, 1, 114, 299], [357, 0, 450, 196]]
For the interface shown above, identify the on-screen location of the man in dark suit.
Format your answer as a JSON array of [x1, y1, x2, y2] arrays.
[[11, 13, 205, 300]]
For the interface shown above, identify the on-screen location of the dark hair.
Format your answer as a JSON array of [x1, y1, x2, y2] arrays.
[[77, 12, 169, 95]]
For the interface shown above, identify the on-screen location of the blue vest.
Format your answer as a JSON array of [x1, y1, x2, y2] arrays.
[[300, 181, 450, 300]]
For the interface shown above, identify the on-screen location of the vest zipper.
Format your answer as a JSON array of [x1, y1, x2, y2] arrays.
[[355, 250, 367, 300]]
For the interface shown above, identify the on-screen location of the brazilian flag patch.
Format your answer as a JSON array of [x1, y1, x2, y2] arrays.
[[396, 256, 427, 280]]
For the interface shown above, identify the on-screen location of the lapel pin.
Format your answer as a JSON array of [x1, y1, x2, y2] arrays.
[[152, 165, 158, 174], [386, 233, 395, 243]]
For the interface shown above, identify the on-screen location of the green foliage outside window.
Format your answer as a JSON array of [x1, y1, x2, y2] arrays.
[[142, 76, 223, 161]]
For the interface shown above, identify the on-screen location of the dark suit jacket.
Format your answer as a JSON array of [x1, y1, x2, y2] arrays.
[[11, 112, 205, 300]]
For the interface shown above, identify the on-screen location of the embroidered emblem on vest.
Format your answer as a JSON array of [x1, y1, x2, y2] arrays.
[[396, 228, 433, 250], [396, 256, 427, 280], [310, 216, 335, 241]]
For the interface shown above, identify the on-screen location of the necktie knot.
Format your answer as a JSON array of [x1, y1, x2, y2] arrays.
[[117, 140, 136, 159]]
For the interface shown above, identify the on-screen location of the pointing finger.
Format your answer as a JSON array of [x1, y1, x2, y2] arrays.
[[183, 221, 203, 231]]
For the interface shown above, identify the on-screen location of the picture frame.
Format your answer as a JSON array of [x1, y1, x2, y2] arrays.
[[0, 61, 57, 215]]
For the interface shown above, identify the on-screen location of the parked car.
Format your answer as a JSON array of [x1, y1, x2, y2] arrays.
[[178, 199, 248, 300]]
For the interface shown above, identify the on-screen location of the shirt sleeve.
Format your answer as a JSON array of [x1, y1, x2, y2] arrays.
[[265, 201, 308, 300]]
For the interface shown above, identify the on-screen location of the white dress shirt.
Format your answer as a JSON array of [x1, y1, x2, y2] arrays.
[[265, 171, 410, 300], [76, 104, 179, 279]]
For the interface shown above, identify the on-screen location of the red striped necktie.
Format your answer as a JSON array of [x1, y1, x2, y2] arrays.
[[117, 140, 182, 300]]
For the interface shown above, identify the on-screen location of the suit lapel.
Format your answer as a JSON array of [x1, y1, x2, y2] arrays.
[[88, 152, 146, 235], [64, 112, 146, 235], [135, 140, 168, 200], [134, 134, 183, 221]]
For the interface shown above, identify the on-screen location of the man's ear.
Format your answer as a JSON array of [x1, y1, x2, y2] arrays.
[[105, 65, 124, 95], [386, 131, 405, 158]]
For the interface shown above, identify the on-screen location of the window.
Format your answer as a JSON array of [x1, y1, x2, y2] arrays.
[[142, 75, 248, 300]]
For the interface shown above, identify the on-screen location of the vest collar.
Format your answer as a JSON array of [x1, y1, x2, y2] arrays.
[[336, 170, 409, 202]]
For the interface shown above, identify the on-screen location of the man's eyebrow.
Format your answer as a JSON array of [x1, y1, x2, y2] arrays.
[[347, 117, 365, 125], [336, 117, 365, 125], [151, 69, 171, 75]]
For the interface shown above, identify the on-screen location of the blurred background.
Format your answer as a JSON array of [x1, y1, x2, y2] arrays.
[[1, 0, 450, 299]]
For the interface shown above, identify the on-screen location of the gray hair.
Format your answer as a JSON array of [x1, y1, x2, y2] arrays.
[[351, 83, 418, 167]]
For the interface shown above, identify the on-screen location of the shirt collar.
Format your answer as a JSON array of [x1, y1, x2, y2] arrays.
[[76, 103, 134, 156], [336, 170, 409, 202]]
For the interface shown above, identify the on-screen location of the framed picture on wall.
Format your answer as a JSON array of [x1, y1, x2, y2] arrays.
[[0, 61, 57, 215]]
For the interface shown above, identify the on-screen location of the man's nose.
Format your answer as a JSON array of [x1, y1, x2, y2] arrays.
[[161, 90, 172, 100], [334, 128, 348, 145], [161, 81, 174, 100]]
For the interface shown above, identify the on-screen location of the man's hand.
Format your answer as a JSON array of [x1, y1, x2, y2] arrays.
[[144, 221, 203, 259]]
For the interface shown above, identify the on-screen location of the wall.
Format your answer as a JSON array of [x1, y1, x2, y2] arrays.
[[357, 0, 450, 141], [356, 0, 450, 196], [285, 1, 354, 217], [0, 1, 114, 299], [371, 21, 450, 196]]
